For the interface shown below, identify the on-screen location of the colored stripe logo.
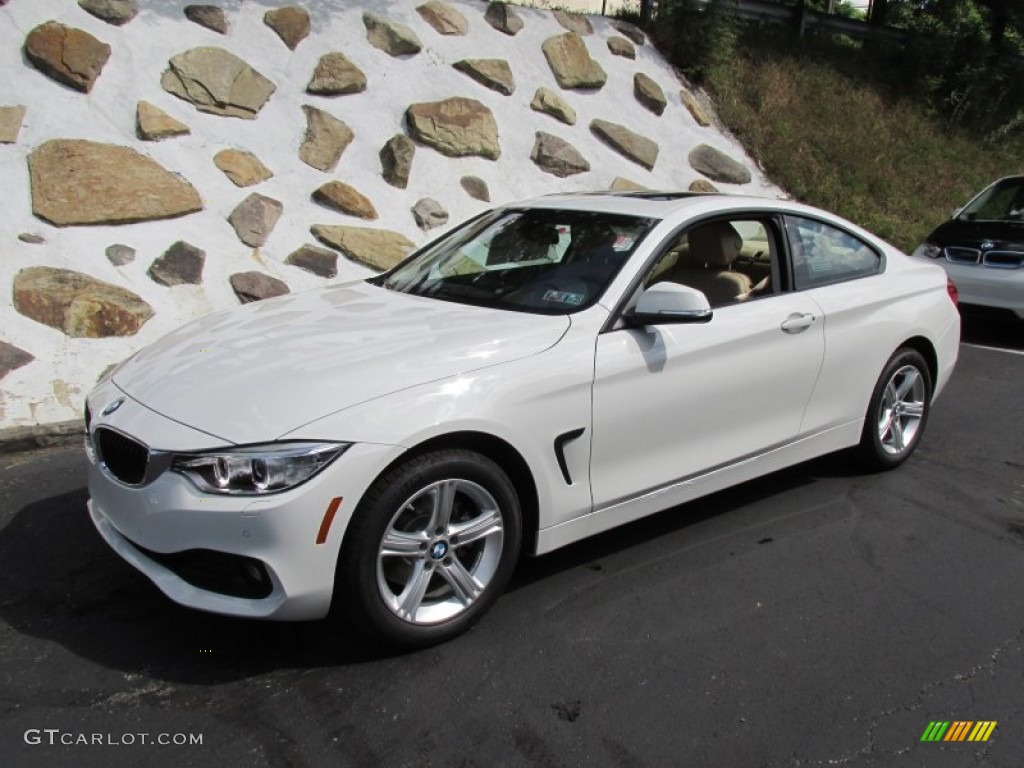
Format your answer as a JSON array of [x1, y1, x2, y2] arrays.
[[920, 721, 997, 742]]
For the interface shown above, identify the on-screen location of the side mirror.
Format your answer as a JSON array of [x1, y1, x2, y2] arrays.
[[626, 282, 712, 326]]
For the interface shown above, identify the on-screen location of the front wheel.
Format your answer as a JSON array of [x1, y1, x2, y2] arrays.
[[337, 449, 522, 648], [856, 348, 933, 471]]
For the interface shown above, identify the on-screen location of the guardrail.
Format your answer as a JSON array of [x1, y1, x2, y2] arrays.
[[687, 0, 910, 45]]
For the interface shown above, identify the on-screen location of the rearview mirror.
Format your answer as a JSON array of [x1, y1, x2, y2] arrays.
[[626, 282, 712, 326]]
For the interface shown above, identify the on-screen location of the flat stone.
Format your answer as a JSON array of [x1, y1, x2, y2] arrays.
[[214, 149, 273, 187], [0, 106, 26, 143], [311, 225, 415, 272], [25, 21, 111, 93], [148, 241, 205, 286], [106, 244, 136, 265], [230, 272, 290, 303], [590, 119, 659, 170], [689, 179, 719, 193], [18, 233, 45, 244], [613, 21, 646, 45], [184, 5, 229, 34], [136, 101, 190, 140], [688, 144, 752, 184], [553, 10, 592, 35], [264, 6, 310, 50], [453, 59, 515, 96], [542, 33, 606, 91], [412, 198, 448, 231], [13, 266, 153, 337], [285, 244, 337, 278], [78, 0, 138, 26], [681, 89, 711, 126], [299, 106, 354, 172], [29, 139, 202, 226], [313, 181, 378, 220], [161, 47, 276, 119], [635, 73, 667, 116], [228, 193, 283, 247], [380, 134, 415, 189], [417, 1, 468, 35], [483, 3, 523, 35], [406, 98, 500, 160], [607, 36, 635, 59], [530, 87, 575, 125], [461, 175, 490, 202], [531, 131, 589, 178], [0, 341, 34, 381], [307, 52, 367, 96], [363, 12, 422, 57], [610, 177, 647, 191]]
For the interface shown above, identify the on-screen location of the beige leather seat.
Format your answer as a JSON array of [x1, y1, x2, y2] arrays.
[[664, 221, 752, 306]]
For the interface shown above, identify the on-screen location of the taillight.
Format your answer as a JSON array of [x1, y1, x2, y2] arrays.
[[946, 277, 959, 307]]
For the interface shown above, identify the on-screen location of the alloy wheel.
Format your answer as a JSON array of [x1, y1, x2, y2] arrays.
[[376, 479, 505, 625]]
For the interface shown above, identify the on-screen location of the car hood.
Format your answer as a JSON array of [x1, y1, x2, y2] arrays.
[[930, 218, 1024, 248], [112, 281, 570, 445]]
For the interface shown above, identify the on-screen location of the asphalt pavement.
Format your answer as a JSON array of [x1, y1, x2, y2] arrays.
[[1, 317, 1022, 768]]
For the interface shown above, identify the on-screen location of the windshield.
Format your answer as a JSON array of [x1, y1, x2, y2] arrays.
[[377, 208, 658, 314], [958, 177, 1024, 223]]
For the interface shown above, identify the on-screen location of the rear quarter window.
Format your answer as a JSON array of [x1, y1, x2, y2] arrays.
[[785, 216, 881, 289]]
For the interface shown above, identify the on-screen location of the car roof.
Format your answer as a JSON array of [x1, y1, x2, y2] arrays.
[[505, 191, 894, 252], [510, 190, 816, 220]]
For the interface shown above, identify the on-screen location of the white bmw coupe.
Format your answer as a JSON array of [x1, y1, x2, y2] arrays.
[[85, 192, 960, 647]]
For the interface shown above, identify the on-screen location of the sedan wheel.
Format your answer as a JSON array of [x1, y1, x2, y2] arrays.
[[858, 348, 933, 470], [339, 450, 521, 648], [377, 478, 505, 625]]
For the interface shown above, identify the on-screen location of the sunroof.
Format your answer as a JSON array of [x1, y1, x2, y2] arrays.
[[545, 190, 725, 200], [613, 191, 723, 200]]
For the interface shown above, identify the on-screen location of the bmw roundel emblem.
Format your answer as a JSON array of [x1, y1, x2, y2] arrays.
[[430, 541, 449, 560], [980, 240, 995, 250], [101, 397, 125, 416]]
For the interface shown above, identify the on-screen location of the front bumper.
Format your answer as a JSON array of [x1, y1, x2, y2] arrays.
[[932, 259, 1024, 318], [85, 382, 403, 621]]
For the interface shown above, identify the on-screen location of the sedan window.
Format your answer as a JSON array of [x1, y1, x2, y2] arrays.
[[644, 217, 779, 308], [785, 216, 881, 289]]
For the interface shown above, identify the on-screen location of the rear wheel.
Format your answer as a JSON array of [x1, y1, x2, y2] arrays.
[[857, 348, 932, 470], [338, 449, 521, 648]]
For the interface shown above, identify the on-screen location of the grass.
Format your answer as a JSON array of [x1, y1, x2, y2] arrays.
[[703, 39, 1024, 252]]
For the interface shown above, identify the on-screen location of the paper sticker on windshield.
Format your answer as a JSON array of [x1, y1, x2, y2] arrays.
[[542, 289, 584, 306]]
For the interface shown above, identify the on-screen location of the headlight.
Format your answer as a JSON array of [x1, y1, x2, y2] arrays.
[[172, 442, 348, 495], [911, 243, 942, 259]]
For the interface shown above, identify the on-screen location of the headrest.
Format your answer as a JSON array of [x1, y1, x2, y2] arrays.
[[521, 220, 560, 245], [688, 222, 742, 268], [487, 219, 557, 264]]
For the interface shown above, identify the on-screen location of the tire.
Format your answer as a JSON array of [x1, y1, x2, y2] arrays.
[[856, 347, 933, 471], [337, 449, 522, 649]]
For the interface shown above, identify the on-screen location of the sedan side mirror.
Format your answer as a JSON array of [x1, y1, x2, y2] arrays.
[[625, 282, 713, 326]]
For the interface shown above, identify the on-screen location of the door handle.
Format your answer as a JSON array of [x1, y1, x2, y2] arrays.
[[780, 312, 815, 333]]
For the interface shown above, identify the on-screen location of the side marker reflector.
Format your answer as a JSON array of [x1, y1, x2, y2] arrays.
[[316, 497, 342, 545]]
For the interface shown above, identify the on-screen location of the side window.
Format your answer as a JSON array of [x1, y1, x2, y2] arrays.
[[786, 216, 881, 289], [644, 217, 779, 309]]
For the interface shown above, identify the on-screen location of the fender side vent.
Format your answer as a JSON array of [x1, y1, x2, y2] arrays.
[[554, 428, 586, 485]]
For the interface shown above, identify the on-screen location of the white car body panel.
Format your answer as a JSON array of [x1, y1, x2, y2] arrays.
[[590, 291, 825, 510], [800, 264, 959, 434], [84, 192, 961, 622], [112, 281, 570, 445]]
